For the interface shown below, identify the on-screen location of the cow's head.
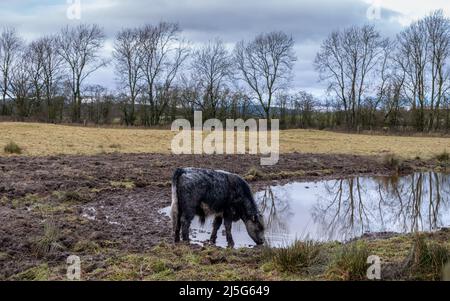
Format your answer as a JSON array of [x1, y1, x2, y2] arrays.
[[245, 213, 265, 245]]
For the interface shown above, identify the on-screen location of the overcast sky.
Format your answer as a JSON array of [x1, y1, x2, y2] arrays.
[[1, 0, 449, 97]]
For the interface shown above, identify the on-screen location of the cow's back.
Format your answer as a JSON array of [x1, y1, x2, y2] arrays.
[[176, 168, 232, 211]]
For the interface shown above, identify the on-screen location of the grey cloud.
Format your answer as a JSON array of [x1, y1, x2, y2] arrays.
[[0, 0, 414, 94]]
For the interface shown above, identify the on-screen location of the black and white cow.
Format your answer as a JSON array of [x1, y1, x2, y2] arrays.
[[171, 168, 265, 248]]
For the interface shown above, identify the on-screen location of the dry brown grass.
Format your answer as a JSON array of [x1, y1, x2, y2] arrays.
[[2, 122, 450, 158], [0, 122, 173, 156], [280, 129, 450, 159]]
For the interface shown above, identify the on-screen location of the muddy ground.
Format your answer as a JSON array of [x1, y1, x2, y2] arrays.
[[0, 153, 442, 280]]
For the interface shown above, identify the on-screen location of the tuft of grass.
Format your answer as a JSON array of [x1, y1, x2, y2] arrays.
[[264, 240, 322, 274], [55, 190, 89, 203], [10, 264, 51, 281], [32, 220, 64, 258], [436, 150, 450, 162], [405, 235, 449, 280], [429, 243, 450, 280], [155, 181, 171, 187], [245, 166, 266, 181], [73, 240, 102, 254], [151, 160, 166, 168], [382, 153, 402, 171], [110, 181, 135, 190], [151, 259, 170, 273], [4, 141, 22, 154], [326, 242, 370, 281], [245, 168, 332, 182]]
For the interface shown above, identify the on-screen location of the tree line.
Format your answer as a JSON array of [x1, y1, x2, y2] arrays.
[[315, 10, 450, 132], [1, 10, 450, 132]]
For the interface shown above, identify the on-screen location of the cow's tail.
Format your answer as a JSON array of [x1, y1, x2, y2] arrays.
[[171, 168, 184, 236], [198, 210, 206, 226]]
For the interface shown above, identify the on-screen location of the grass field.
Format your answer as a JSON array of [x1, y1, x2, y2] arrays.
[[1, 122, 450, 159], [2, 122, 450, 281]]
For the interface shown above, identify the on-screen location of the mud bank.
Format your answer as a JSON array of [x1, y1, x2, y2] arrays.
[[0, 153, 443, 280]]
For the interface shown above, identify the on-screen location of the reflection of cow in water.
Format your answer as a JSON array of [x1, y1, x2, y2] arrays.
[[171, 168, 265, 248]]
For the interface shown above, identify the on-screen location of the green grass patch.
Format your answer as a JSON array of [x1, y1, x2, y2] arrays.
[[264, 240, 323, 274], [31, 220, 64, 258], [326, 242, 370, 281], [10, 264, 51, 281], [54, 190, 90, 203], [4, 141, 22, 154], [405, 235, 450, 280], [110, 181, 136, 190], [244, 167, 332, 182]]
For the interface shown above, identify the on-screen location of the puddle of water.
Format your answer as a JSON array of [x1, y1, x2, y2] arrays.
[[160, 172, 450, 248], [82, 207, 97, 221], [159, 207, 257, 248]]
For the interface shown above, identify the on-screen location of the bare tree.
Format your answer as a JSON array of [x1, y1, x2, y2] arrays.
[[113, 28, 141, 125], [274, 92, 290, 128], [396, 10, 450, 132], [315, 25, 387, 129], [39, 36, 64, 122], [235, 31, 296, 120], [397, 17, 430, 131], [190, 39, 233, 118], [382, 71, 406, 128], [10, 53, 33, 120], [425, 10, 450, 130], [26, 36, 64, 121], [366, 39, 395, 128], [138, 22, 189, 126], [229, 89, 251, 120], [0, 27, 23, 115], [28, 40, 45, 115], [57, 24, 107, 123], [295, 91, 316, 128], [84, 84, 107, 124], [178, 73, 201, 121]]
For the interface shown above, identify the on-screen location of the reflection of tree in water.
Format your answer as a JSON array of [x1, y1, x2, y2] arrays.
[[312, 178, 372, 240], [373, 172, 450, 232], [257, 186, 293, 236], [312, 173, 450, 241]]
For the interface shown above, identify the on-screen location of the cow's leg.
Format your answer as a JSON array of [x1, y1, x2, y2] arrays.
[[224, 218, 234, 248], [209, 215, 223, 245], [181, 214, 193, 243], [174, 211, 181, 243]]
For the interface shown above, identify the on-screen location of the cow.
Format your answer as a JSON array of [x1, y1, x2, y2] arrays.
[[171, 168, 265, 248]]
